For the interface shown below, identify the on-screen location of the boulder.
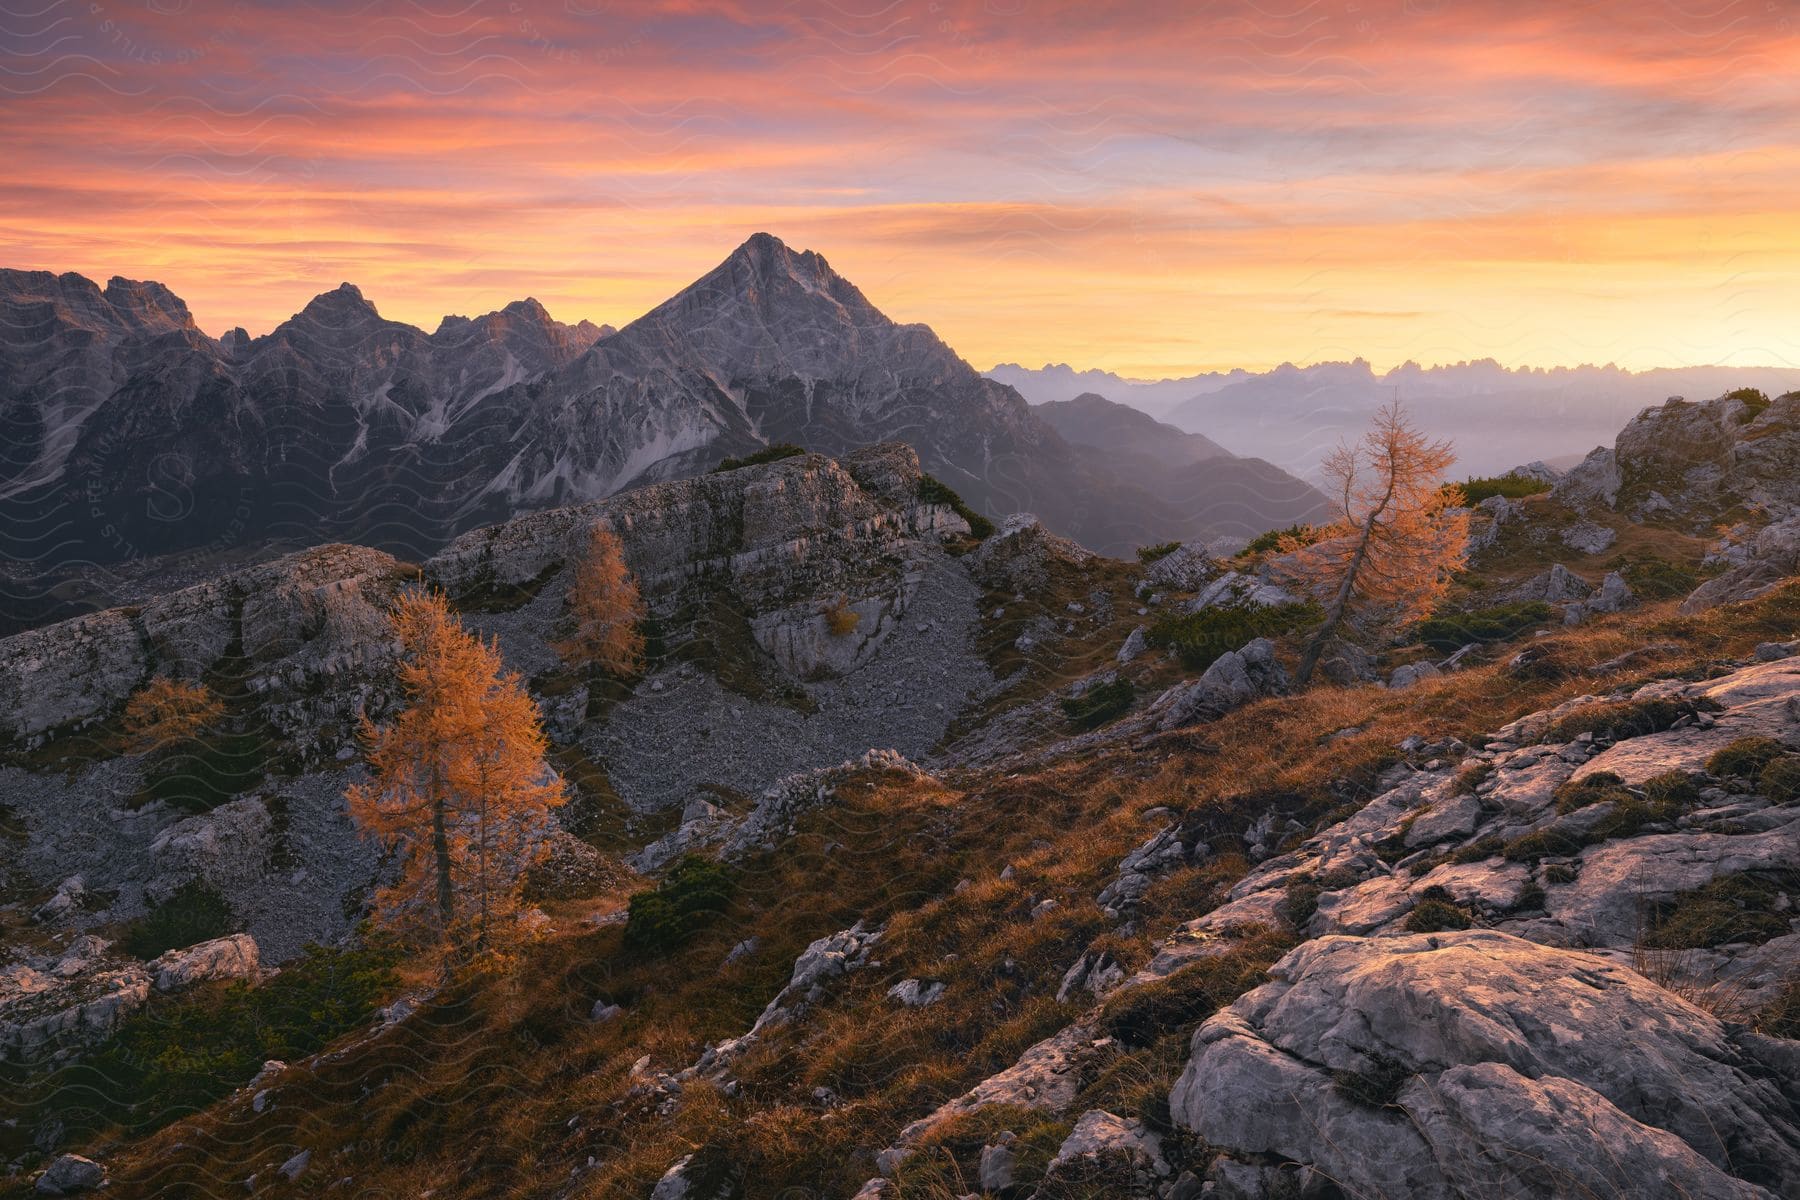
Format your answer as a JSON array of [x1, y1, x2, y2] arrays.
[[1388, 661, 1440, 690], [1550, 446, 1621, 509], [1042, 1109, 1168, 1194], [1141, 543, 1220, 592], [1150, 638, 1288, 731], [886, 979, 945, 1008], [147, 797, 274, 897], [1171, 932, 1800, 1198], [1560, 520, 1617, 555], [151, 933, 260, 991], [967, 513, 1092, 594], [1187, 570, 1301, 612], [34, 1153, 105, 1195], [1507, 563, 1593, 605], [1683, 514, 1800, 613]]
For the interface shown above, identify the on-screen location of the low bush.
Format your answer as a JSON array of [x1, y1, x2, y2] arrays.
[[1451, 475, 1552, 505], [1240, 523, 1320, 557], [1405, 897, 1472, 933], [918, 474, 996, 539], [1417, 601, 1552, 654], [1146, 602, 1318, 672], [624, 855, 737, 956], [1277, 867, 1362, 929], [823, 597, 861, 637], [1097, 926, 1295, 1046], [1641, 871, 1796, 949], [1707, 736, 1785, 780], [712, 443, 806, 473], [1539, 696, 1718, 745], [142, 730, 271, 813], [17, 943, 397, 1147], [1136, 541, 1181, 563], [1725, 387, 1771, 421], [1759, 755, 1800, 802], [1613, 553, 1700, 600], [119, 881, 235, 960], [1061, 679, 1135, 730]]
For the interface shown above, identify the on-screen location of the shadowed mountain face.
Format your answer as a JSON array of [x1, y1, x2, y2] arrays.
[[0, 235, 1324, 626]]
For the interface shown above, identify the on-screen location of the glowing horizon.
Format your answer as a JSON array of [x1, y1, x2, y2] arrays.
[[4, 0, 1797, 378]]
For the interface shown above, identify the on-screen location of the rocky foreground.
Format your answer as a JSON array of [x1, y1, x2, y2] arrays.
[[1, 390, 1798, 1198]]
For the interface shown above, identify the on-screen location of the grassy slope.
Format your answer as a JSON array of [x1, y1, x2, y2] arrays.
[[23, 529, 1800, 1199]]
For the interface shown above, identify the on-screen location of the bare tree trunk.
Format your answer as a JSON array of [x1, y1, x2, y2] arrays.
[[430, 757, 455, 939]]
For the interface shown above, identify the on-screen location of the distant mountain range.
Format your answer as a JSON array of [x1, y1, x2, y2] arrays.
[[991, 360, 1800, 480], [0, 236, 1327, 621]]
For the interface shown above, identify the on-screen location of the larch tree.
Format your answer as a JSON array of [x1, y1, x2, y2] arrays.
[[555, 525, 647, 675], [347, 590, 565, 960], [122, 677, 225, 755], [1277, 400, 1470, 687]]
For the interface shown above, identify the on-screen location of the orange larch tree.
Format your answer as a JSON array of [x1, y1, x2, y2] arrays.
[[122, 677, 225, 755], [555, 525, 647, 676], [1276, 400, 1470, 686], [348, 590, 565, 959]]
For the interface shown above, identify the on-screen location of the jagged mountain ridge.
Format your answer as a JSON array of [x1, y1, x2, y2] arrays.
[[993, 358, 1800, 480], [0, 237, 1328, 631]]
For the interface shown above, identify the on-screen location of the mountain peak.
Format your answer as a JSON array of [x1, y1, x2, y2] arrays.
[[725, 231, 831, 281], [296, 282, 380, 324]]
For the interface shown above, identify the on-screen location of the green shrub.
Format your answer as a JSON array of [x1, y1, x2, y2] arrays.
[[1277, 867, 1362, 929], [1097, 927, 1295, 1046], [142, 731, 271, 814], [1759, 755, 1800, 802], [1553, 772, 1628, 813], [22, 943, 397, 1145], [1613, 554, 1699, 600], [624, 855, 737, 956], [1725, 387, 1771, 421], [1544, 862, 1579, 885], [1240, 523, 1319, 557], [120, 881, 235, 960], [1146, 602, 1318, 671], [1539, 696, 1718, 745], [1061, 679, 1135, 730], [1136, 541, 1181, 563], [918, 474, 996, 539], [1451, 761, 1493, 796], [1416, 601, 1552, 654], [1642, 770, 1702, 810], [1405, 897, 1472, 933], [1641, 872, 1795, 949], [712, 443, 805, 473], [1707, 736, 1785, 780], [1451, 475, 1552, 505]]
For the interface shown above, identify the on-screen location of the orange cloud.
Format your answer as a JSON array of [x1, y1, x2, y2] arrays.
[[1, 0, 1795, 375]]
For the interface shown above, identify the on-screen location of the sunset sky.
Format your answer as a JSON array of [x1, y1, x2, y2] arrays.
[[3, 0, 1797, 377]]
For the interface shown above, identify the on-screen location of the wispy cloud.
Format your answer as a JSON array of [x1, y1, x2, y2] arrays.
[[2, 0, 1795, 374]]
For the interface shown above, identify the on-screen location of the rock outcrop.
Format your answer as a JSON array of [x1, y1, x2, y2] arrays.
[[1173, 932, 1800, 1199], [430, 444, 962, 682], [0, 543, 407, 745]]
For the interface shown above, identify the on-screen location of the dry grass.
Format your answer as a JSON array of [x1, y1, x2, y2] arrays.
[[81, 579, 1800, 1199]]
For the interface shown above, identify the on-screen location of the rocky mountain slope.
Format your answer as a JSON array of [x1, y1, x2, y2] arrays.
[[0, 238, 1323, 633], [2, 390, 1798, 1199]]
